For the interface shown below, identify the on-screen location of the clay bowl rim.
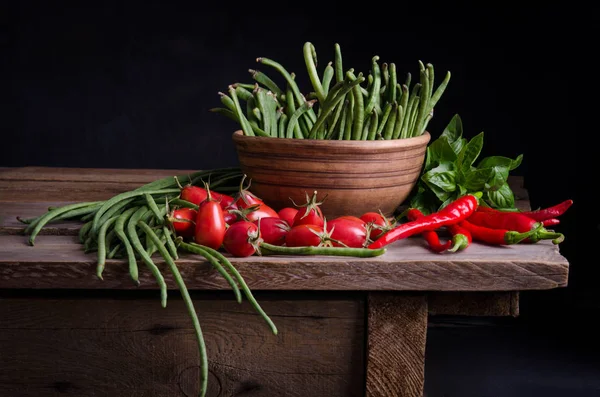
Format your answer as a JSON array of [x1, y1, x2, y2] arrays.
[[232, 130, 431, 152]]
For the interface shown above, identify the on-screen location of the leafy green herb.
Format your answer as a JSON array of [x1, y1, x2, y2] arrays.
[[409, 114, 523, 214]]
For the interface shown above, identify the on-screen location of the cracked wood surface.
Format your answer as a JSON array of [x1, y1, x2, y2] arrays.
[[0, 295, 365, 397]]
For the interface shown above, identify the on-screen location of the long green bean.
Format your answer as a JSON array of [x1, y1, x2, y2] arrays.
[[308, 73, 365, 139], [337, 99, 349, 140], [260, 242, 386, 257], [123, 209, 169, 308], [92, 190, 179, 235], [257, 57, 317, 124], [190, 243, 278, 336], [255, 88, 273, 136], [334, 43, 344, 83], [365, 56, 381, 117], [367, 109, 379, 140], [96, 215, 119, 279], [79, 220, 93, 244], [383, 102, 398, 140], [177, 240, 242, 304], [114, 206, 141, 286], [286, 100, 316, 139], [138, 221, 208, 397], [278, 113, 288, 139], [351, 81, 364, 140], [26, 201, 103, 246], [303, 42, 326, 103], [376, 102, 393, 137], [413, 66, 430, 138], [249, 69, 283, 97], [400, 83, 421, 139], [228, 85, 255, 137], [391, 105, 405, 140], [322, 62, 334, 98], [324, 96, 346, 140]]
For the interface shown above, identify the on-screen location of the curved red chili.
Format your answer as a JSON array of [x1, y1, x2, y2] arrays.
[[459, 219, 540, 245], [406, 208, 451, 253], [477, 199, 573, 222], [466, 211, 564, 244], [368, 194, 479, 249]]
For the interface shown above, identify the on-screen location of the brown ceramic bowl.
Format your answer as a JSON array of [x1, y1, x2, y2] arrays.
[[232, 130, 431, 218]]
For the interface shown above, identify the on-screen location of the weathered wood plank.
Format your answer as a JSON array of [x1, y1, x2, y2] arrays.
[[0, 167, 195, 183], [0, 235, 569, 291], [0, 295, 364, 397], [0, 202, 84, 235], [366, 293, 428, 397], [428, 292, 519, 317], [0, 181, 163, 202]]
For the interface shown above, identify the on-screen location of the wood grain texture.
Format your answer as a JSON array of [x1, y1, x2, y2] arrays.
[[0, 295, 365, 397], [428, 292, 519, 317], [0, 234, 569, 291], [0, 166, 196, 183], [366, 293, 428, 397]]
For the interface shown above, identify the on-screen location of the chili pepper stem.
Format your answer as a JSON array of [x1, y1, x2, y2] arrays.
[[448, 234, 469, 252], [530, 229, 565, 245], [505, 223, 543, 244]]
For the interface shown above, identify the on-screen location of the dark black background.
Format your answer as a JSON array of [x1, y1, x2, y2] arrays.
[[4, 2, 595, 396]]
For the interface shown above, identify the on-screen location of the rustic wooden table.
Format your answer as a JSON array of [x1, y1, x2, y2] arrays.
[[0, 167, 570, 397]]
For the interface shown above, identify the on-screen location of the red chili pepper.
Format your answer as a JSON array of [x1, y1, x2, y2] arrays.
[[459, 219, 539, 245], [477, 199, 573, 222], [542, 218, 560, 227], [447, 223, 472, 252], [466, 211, 564, 244], [368, 194, 479, 249], [406, 209, 451, 253]]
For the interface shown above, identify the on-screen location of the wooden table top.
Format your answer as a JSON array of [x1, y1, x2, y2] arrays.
[[0, 167, 570, 292]]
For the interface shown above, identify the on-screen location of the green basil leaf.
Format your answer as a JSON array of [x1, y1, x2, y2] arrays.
[[484, 165, 509, 191], [449, 137, 467, 157], [477, 154, 523, 171], [426, 136, 457, 168], [441, 114, 463, 143], [464, 167, 493, 190], [485, 184, 515, 208], [457, 131, 484, 172], [422, 161, 457, 202], [409, 189, 439, 216]]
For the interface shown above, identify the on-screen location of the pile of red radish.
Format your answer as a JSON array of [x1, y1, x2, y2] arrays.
[[168, 176, 395, 257]]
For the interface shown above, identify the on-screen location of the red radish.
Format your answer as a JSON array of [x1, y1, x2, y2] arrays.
[[223, 220, 262, 257], [244, 203, 279, 222], [223, 209, 239, 225], [194, 183, 227, 250], [360, 211, 394, 240], [277, 207, 298, 227], [180, 185, 208, 206], [337, 215, 366, 225], [254, 217, 290, 246], [292, 190, 326, 228], [168, 208, 197, 238], [285, 224, 329, 247], [327, 218, 368, 248], [180, 184, 235, 211], [234, 174, 264, 209]]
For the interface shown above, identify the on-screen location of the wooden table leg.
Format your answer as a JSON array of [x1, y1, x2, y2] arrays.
[[366, 293, 428, 397]]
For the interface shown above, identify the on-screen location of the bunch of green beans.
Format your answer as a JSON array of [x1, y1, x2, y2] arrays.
[[18, 166, 279, 397], [210, 42, 451, 140]]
